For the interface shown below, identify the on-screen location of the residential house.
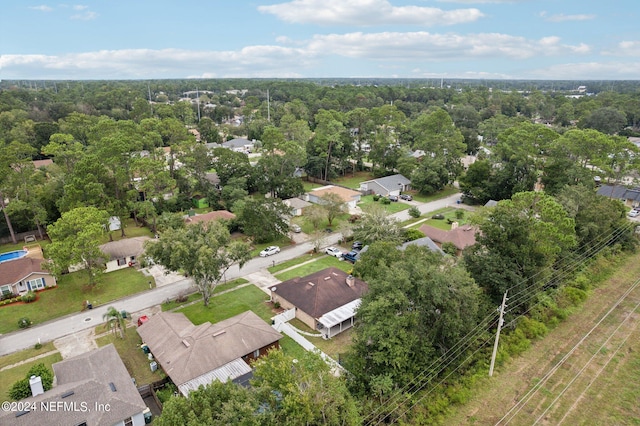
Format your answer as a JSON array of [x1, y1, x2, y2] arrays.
[[597, 184, 640, 208], [99, 237, 149, 273], [398, 236, 445, 255], [184, 210, 236, 225], [270, 267, 368, 339], [0, 344, 148, 426], [0, 257, 56, 296], [282, 197, 312, 217], [359, 174, 411, 196], [137, 310, 282, 396], [306, 185, 362, 210], [419, 224, 477, 255], [219, 138, 255, 153]]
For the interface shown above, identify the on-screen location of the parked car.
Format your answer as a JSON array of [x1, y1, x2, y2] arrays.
[[290, 224, 301, 233], [260, 246, 280, 257], [388, 195, 399, 202], [628, 209, 640, 218], [342, 250, 360, 263], [352, 241, 364, 250], [399, 194, 413, 201], [325, 247, 343, 258]]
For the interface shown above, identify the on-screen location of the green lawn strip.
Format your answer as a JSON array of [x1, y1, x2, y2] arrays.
[[161, 278, 249, 311], [177, 285, 274, 324], [0, 268, 154, 334], [0, 342, 57, 371], [409, 186, 460, 203], [275, 256, 353, 281], [268, 252, 324, 274], [358, 195, 411, 213], [277, 335, 308, 360], [96, 327, 166, 386], [0, 353, 63, 401], [302, 181, 325, 192]]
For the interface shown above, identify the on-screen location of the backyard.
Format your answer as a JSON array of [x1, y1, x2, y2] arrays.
[[0, 352, 63, 401], [0, 268, 155, 334]]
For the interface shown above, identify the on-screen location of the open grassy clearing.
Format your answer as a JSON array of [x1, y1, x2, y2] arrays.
[[96, 327, 166, 386], [0, 352, 63, 401], [98, 218, 155, 245], [442, 252, 640, 425], [274, 255, 353, 281], [308, 328, 354, 362], [0, 268, 154, 334], [0, 342, 57, 371], [358, 195, 411, 214]]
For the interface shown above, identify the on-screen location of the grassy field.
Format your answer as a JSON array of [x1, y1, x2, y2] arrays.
[[96, 327, 165, 386], [177, 285, 273, 324], [274, 255, 353, 281], [358, 195, 411, 214], [0, 268, 154, 334], [442, 252, 640, 425], [0, 352, 63, 401], [332, 171, 374, 189], [278, 335, 308, 360]]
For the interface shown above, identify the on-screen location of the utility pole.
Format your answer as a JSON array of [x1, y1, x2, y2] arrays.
[[489, 290, 508, 377]]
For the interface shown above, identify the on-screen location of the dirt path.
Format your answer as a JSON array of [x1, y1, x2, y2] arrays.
[[443, 253, 640, 425]]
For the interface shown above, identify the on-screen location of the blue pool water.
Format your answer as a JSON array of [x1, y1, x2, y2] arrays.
[[0, 250, 27, 263]]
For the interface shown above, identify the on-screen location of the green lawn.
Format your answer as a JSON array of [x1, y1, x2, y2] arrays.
[[307, 328, 354, 361], [274, 255, 353, 281], [0, 240, 51, 255], [409, 186, 460, 203], [0, 268, 155, 334], [298, 213, 351, 235], [177, 285, 274, 324], [332, 171, 374, 189], [267, 252, 325, 274], [98, 218, 154, 245], [0, 352, 63, 401], [302, 181, 325, 192], [0, 342, 57, 371], [96, 328, 165, 386], [161, 278, 249, 311], [419, 207, 471, 230], [358, 195, 411, 214], [278, 335, 308, 360]]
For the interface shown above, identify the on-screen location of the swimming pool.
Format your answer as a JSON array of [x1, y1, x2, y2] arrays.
[[0, 250, 27, 263]]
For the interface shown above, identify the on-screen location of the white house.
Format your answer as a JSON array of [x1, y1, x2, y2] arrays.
[[99, 237, 149, 272]]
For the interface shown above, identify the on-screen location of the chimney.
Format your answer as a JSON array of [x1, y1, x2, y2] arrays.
[[29, 375, 44, 397], [451, 221, 459, 229], [346, 275, 355, 287]]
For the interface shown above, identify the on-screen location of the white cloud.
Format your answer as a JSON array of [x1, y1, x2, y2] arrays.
[[0, 46, 314, 79], [70, 11, 98, 20], [602, 41, 640, 56], [258, 0, 484, 26], [29, 5, 53, 12], [525, 61, 640, 79], [305, 31, 590, 60], [540, 12, 596, 22], [72, 5, 89, 10], [437, 0, 525, 3]]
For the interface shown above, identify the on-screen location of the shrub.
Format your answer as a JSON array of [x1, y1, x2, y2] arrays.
[[403, 228, 425, 242], [408, 206, 421, 218], [441, 242, 458, 256], [18, 317, 32, 329], [431, 214, 444, 220], [372, 195, 380, 201], [348, 214, 361, 223], [34, 342, 42, 350], [9, 363, 53, 400], [21, 291, 36, 303], [455, 209, 465, 220], [380, 197, 391, 205], [175, 292, 188, 303], [1, 292, 17, 301], [274, 301, 281, 309]]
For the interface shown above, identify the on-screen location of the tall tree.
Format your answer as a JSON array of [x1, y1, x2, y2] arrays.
[[144, 221, 251, 306], [235, 197, 290, 243], [46, 206, 110, 285], [351, 204, 403, 245]]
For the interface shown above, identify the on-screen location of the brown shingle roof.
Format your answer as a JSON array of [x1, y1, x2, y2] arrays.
[[99, 236, 149, 260], [419, 224, 478, 251], [271, 267, 368, 318], [310, 185, 361, 203], [185, 210, 236, 224], [0, 257, 49, 286], [0, 344, 146, 426], [137, 311, 282, 387]]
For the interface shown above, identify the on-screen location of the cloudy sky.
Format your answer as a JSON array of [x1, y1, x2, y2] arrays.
[[1, 0, 638, 80]]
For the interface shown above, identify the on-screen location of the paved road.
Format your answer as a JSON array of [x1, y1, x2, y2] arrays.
[[0, 192, 461, 357], [0, 233, 343, 357]]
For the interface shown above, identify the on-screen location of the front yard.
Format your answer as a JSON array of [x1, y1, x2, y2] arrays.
[[0, 352, 63, 401], [358, 194, 411, 214], [0, 268, 155, 334], [274, 255, 353, 281]]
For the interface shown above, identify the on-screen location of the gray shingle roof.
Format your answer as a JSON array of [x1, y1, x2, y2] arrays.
[[362, 174, 410, 192]]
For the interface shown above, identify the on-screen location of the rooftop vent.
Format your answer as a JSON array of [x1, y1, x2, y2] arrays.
[[307, 282, 315, 287], [182, 339, 191, 348], [109, 382, 117, 392], [61, 390, 75, 398], [324, 276, 331, 281]]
